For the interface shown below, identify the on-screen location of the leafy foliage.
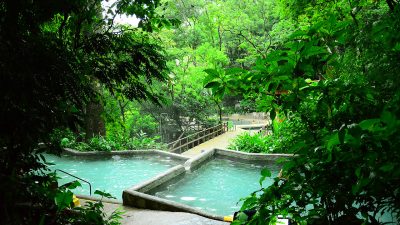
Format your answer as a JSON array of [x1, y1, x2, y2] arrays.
[[228, 133, 269, 153], [103, 90, 160, 140], [53, 129, 166, 151], [55, 185, 123, 225], [228, 115, 306, 154], [0, 0, 170, 224], [203, 0, 400, 224], [223, 1, 400, 224]]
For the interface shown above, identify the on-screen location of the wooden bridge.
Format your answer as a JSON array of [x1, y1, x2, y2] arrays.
[[167, 123, 228, 154]]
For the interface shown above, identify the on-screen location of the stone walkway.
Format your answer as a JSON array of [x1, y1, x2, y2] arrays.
[[95, 201, 229, 225]]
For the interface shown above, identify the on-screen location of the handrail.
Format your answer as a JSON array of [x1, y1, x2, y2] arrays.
[[169, 132, 185, 149], [56, 169, 92, 195], [167, 123, 225, 147]]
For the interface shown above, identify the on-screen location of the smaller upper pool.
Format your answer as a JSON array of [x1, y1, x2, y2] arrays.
[[45, 153, 180, 200], [151, 157, 280, 216]]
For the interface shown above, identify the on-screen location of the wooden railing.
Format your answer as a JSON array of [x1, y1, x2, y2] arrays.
[[167, 123, 227, 154]]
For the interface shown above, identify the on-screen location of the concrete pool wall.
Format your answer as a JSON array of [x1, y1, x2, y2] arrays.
[[63, 148, 189, 162], [122, 148, 293, 220]]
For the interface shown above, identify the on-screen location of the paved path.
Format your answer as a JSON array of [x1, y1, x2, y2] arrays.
[[96, 201, 229, 225]]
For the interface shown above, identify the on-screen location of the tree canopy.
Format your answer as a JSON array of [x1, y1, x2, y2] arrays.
[[0, 0, 170, 224], [201, 0, 400, 224]]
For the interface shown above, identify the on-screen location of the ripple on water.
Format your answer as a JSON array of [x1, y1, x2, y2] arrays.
[[181, 196, 196, 201], [112, 155, 121, 160]]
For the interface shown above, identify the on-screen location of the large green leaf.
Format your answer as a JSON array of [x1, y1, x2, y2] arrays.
[[326, 133, 339, 151], [94, 190, 116, 199], [301, 45, 327, 58], [359, 119, 380, 131], [204, 81, 220, 89], [289, 30, 309, 39], [203, 69, 220, 79], [55, 191, 73, 211]]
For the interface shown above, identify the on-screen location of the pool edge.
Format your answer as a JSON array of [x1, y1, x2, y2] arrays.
[[62, 148, 190, 162], [122, 189, 224, 221], [122, 148, 294, 219]]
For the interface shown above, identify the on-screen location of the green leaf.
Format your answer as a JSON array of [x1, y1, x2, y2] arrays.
[[38, 215, 45, 225], [66, 180, 82, 189], [326, 133, 339, 151], [55, 191, 73, 210], [305, 78, 313, 83], [355, 168, 361, 178], [261, 168, 272, 177], [204, 69, 220, 79], [265, 50, 285, 63], [379, 163, 394, 172], [259, 168, 272, 185], [230, 220, 242, 225], [214, 87, 226, 100], [380, 111, 396, 125], [352, 184, 359, 195], [236, 212, 249, 222], [39, 154, 46, 163], [204, 81, 220, 89], [359, 119, 380, 131], [289, 30, 309, 39], [393, 42, 400, 51], [94, 190, 116, 199], [270, 109, 276, 121], [301, 45, 327, 58], [240, 195, 257, 210]]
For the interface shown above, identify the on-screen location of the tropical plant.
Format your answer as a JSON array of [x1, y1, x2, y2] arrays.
[[205, 0, 400, 224], [228, 133, 269, 153]]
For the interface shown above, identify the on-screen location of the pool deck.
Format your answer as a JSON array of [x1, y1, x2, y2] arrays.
[[86, 200, 229, 225]]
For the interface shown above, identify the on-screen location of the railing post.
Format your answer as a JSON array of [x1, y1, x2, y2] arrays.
[[186, 136, 188, 151]]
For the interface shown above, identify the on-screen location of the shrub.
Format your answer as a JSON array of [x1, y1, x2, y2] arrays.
[[228, 132, 269, 153], [48, 128, 76, 148], [51, 129, 167, 152], [228, 115, 306, 153]]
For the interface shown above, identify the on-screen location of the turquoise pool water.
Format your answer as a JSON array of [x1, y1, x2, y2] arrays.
[[44, 154, 179, 200], [153, 158, 279, 216]]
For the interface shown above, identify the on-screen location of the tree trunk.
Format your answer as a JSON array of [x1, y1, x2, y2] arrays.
[[85, 101, 105, 140]]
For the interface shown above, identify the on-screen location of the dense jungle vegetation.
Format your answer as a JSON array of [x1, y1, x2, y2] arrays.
[[1, 0, 399, 224]]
